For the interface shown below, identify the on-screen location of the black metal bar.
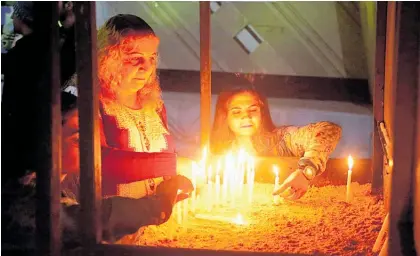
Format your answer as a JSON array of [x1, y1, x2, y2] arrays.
[[74, 1, 102, 246], [34, 2, 62, 255]]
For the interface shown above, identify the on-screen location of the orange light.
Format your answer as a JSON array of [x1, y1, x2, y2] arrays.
[[233, 213, 245, 225], [348, 155, 354, 170]]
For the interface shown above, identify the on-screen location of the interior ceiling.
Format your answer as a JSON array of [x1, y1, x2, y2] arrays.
[[97, 1, 368, 79]]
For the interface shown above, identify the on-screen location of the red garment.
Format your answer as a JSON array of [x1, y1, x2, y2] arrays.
[[99, 104, 177, 196]]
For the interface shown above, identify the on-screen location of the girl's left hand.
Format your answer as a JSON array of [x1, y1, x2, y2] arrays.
[[272, 169, 309, 200]]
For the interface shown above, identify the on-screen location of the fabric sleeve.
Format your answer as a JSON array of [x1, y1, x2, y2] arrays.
[[279, 121, 342, 174]]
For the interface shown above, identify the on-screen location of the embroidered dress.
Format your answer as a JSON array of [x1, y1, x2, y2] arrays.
[[101, 101, 172, 198], [101, 102, 169, 152]]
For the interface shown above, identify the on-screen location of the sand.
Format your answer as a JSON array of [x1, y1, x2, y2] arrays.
[[117, 182, 386, 256]]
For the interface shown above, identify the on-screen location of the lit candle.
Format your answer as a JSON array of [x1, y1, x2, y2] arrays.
[[346, 155, 354, 202], [201, 146, 208, 167], [233, 213, 246, 226], [191, 161, 198, 213], [183, 197, 189, 222], [176, 189, 183, 224], [229, 155, 237, 208], [215, 160, 221, 206], [207, 165, 213, 211], [273, 165, 281, 205], [248, 156, 255, 204], [238, 149, 246, 197], [223, 152, 232, 204]]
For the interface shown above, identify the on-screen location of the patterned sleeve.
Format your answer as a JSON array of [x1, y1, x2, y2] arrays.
[[280, 121, 342, 174]]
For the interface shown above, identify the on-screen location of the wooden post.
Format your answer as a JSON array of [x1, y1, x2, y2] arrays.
[[371, 2, 387, 195], [200, 1, 212, 149], [74, 2, 102, 246], [34, 2, 62, 256], [388, 2, 419, 256], [382, 1, 398, 211], [414, 41, 420, 255]]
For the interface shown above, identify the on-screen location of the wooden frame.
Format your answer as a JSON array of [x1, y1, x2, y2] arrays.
[[33, 1, 419, 255], [374, 2, 420, 255], [158, 69, 371, 104], [199, 2, 212, 149], [33, 2, 62, 255], [370, 2, 387, 195], [74, 1, 103, 247], [387, 2, 419, 255]]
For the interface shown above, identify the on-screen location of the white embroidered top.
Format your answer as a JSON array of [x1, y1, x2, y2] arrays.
[[101, 101, 169, 153]]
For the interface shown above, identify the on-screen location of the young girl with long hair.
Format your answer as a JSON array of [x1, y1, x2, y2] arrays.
[[210, 86, 342, 200]]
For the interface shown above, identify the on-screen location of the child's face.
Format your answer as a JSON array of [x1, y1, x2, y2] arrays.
[[62, 109, 80, 173], [227, 92, 262, 138]]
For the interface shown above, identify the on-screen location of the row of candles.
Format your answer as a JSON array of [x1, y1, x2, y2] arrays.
[[176, 147, 286, 224], [176, 149, 356, 224], [176, 147, 257, 224]]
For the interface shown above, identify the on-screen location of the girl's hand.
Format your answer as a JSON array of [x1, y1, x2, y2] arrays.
[[272, 169, 309, 200]]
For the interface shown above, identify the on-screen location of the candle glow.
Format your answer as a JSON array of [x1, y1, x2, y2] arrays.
[[182, 147, 256, 225], [348, 155, 354, 170], [346, 155, 354, 202]]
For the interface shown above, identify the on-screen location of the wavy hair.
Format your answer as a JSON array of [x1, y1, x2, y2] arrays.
[[97, 14, 163, 111], [210, 87, 276, 155]]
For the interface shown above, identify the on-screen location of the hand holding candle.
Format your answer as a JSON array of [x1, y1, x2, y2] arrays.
[[346, 155, 354, 202]]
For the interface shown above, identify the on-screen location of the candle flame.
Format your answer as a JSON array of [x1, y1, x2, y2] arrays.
[[233, 213, 245, 225], [348, 155, 354, 170], [273, 165, 279, 177]]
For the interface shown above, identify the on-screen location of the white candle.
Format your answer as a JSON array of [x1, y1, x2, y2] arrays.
[[222, 155, 229, 203], [176, 189, 182, 224], [183, 197, 189, 222], [238, 149, 246, 197], [346, 155, 354, 202], [215, 160, 221, 206], [229, 155, 237, 208], [191, 161, 198, 213], [248, 157, 255, 204], [273, 165, 281, 205], [207, 165, 213, 211]]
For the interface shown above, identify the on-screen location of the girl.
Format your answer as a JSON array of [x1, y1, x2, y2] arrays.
[[210, 87, 342, 200]]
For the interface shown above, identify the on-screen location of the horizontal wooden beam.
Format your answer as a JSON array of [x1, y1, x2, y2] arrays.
[[158, 69, 371, 104], [90, 244, 306, 256]]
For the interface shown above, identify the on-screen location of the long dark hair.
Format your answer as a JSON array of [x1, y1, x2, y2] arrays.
[[210, 86, 276, 155]]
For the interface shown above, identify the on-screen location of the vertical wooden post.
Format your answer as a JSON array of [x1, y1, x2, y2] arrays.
[[200, 1, 212, 149], [382, 1, 398, 211], [74, 2, 102, 246], [34, 2, 62, 256], [388, 2, 419, 256], [371, 2, 387, 195], [414, 46, 420, 255]]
